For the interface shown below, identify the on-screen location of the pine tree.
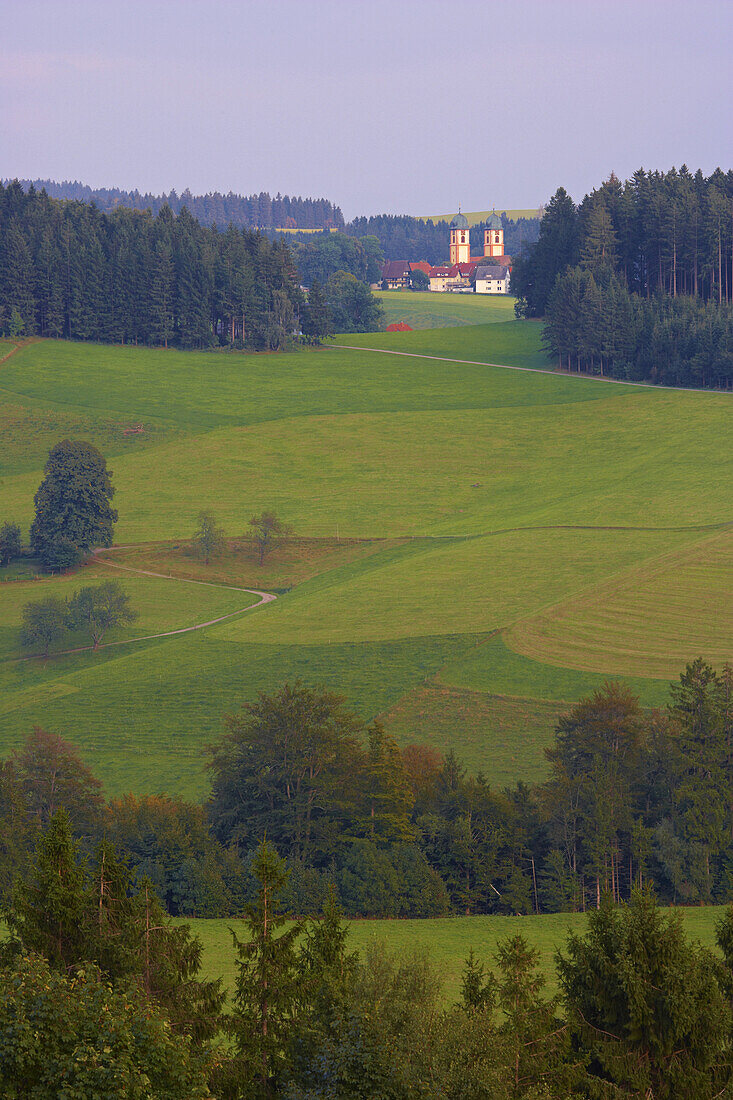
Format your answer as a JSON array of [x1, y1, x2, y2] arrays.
[[362, 722, 415, 841], [301, 277, 333, 343], [1, 220, 36, 334], [494, 934, 574, 1097], [459, 947, 495, 1012], [581, 201, 619, 272]]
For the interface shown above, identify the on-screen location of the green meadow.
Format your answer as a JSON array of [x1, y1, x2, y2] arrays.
[[0, 318, 730, 797], [187, 906, 728, 1003], [376, 289, 516, 329]]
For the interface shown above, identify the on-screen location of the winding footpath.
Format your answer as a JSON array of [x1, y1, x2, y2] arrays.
[[12, 551, 276, 663]]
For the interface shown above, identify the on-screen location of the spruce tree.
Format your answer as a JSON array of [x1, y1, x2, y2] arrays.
[[5, 809, 87, 969], [557, 889, 730, 1098], [228, 840, 302, 1097], [301, 278, 333, 343]]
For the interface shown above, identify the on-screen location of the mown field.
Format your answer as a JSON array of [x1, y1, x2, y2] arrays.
[[187, 906, 728, 1003], [0, 310, 730, 798], [376, 290, 516, 329]]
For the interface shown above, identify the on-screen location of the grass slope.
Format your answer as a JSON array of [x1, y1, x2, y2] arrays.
[[6, 392, 730, 543], [0, 631, 478, 798], [376, 290, 516, 329], [439, 632, 674, 708], [331, 320, 551, 370], [0, 333, 730, 795], [379, 683, 562, 785], [506, 527, 733, 679], [235, 529, 698, 645]]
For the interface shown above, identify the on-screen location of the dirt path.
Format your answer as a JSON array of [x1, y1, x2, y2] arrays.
[[332, 343, 731, 395], [13, 553, 276, 663]]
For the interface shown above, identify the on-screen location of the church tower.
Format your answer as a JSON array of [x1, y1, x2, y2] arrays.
[[449, 211, 470, 264], [483, 211, 504, 258]]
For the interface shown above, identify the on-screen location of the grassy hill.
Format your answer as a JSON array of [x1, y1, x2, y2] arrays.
[[0, 317, 730, 797]]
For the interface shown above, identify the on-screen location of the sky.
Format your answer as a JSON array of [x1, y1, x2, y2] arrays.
[[2, 0, 731, 220]]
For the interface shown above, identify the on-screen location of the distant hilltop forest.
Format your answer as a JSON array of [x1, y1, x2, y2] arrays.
[[6, 178, 540, 263], [6, 178, 345, 231]]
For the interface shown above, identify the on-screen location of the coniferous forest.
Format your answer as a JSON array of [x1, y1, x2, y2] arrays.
[[0, 180, 304, 349], [7, 178, 344, 229], [511, 167, 733, 388]]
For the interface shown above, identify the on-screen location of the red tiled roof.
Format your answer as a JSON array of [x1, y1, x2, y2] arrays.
[[409, 260, 432, 276], [386, 321, 413, 332]]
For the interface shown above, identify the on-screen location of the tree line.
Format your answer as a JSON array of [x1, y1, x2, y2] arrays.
[[0, 180, 304, 349], [2, 662, 732, 924], [544, 267, 732, 387], [5, 801, 733, 1097], [8, 178, 344, 229]]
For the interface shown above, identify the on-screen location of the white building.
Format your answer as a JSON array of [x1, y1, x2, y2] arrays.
[[475, 263, 511, 295]]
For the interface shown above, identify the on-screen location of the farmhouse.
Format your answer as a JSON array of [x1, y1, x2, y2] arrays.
[[381, 210, 512, 294], [381, 260, 412, 289]]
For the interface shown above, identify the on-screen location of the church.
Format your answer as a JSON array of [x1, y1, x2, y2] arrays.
[[381, 210, 512, 294]]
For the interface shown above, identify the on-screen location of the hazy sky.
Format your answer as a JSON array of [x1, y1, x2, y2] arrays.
[[2, 0, 731, 219]]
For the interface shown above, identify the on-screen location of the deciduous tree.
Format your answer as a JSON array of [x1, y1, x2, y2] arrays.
[[10, 725, 106, 834], [66, 580, 137, 649], [0, 955, 212, 1100], [30, 439, 118, 568], [19, 595, 68, 657], [249, 510, 292, 565], [192, 509, 226, 565], [0, 520, 21, 566]]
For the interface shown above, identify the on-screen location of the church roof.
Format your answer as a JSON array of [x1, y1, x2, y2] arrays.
[[486, 211, 503, 230], [450, 212, 469, 229]]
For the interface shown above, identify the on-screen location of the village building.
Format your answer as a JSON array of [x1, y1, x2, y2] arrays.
[[475, 263, 511, 295], [381, 209, 512, 294], [428, 262, 477, 293], [381, 260, 412, 289]]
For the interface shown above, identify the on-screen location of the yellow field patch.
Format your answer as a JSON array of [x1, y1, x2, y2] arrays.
[[505, 528, 733, 679]]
